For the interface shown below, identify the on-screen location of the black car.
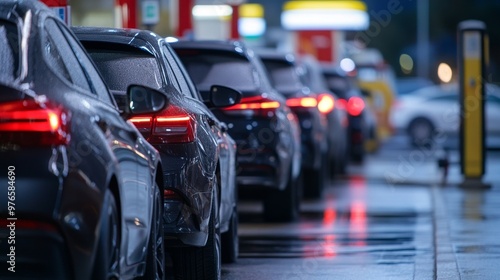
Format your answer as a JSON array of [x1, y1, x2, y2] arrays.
[[0, 1, 167, 279], [297, 55, 349, 175], [256, 50, 329, 198], [171, 40, 302, 222], [73, 27, 241, 278], [322, 65, 378, 161]]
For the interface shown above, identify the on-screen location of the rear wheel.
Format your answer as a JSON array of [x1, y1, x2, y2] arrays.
[[92, 189, 120, 280], [263, 166, 300, 222], [409, 118, 434, 147], [221, 205, 239, 263], [170, 187, 221, 279], [140, 182, 164, 280]]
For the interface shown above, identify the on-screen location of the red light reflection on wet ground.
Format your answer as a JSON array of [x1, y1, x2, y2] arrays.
[[348, 175, 367, 247], [322, 194, 337, 258]]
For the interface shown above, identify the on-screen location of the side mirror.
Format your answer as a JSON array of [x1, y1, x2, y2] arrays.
[[125, 85, 168, 116], [206, 85, 242, 108]]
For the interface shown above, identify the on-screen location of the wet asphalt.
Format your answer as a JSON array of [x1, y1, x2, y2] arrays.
[[221, 135, 500, 280]]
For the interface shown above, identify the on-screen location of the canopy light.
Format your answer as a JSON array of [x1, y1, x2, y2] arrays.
[[192, 5, 232, 19], [281, 1, 369, 30]]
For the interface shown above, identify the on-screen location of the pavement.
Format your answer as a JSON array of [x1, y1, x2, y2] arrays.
[[354, 141, 500, 280]]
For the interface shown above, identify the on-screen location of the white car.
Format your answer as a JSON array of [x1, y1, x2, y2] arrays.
[[390, 83, 500, 146]]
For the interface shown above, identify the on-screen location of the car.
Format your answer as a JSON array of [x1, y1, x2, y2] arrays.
[[396, 77, 435, 96], [351, 52, 398, 140], [256, 49, 329, 198], [389, 83, 500, 147], [73, 27, 241, 278], [322, 65, 379, 160], [0, 1, 167, 279], [297, 54, 349, 175], [171, 40, 303, 222]]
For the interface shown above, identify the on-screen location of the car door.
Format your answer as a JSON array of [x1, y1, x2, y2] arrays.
[[53, 20, 151, 264], [162, 43, 233, 216]]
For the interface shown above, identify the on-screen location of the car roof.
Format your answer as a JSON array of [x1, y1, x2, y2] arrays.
[[170, 39, 254, 58], [72, 26, 165, 53]]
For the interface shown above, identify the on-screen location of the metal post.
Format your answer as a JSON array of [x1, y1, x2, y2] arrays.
[[177, 0, 193, 38], [230, 4, 240, 39], [417, 0, 429, 79], [457, 20, 490, 189]]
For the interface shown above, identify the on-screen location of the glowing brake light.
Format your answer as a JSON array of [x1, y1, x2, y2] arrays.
[[317, 93, 335, 114], [130, 105, 195, 144], [0, 99, 69, 147], [223, 96, 281, 117], [346, 96, 365, 116], [286, 97, 318, 108]]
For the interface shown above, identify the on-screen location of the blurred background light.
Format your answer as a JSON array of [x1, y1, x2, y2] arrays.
[[192, 5, 232, 19], [239, 4, 266, 38], [399, 54, 414, 74], [437, 62, 452, 83], [340, 58, 356, 72], [281, 1, 369, 30]]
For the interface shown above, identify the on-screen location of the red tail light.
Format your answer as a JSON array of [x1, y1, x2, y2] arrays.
[[346, 96, 365, 116], [336, 99, 347, 110], [0, 99, 69, 147], [286, 97, 318, 108], [223, 96, 280, 117], [130, 105, 195, 144], [317, 93, 335, 114], [164, 189, 182, 200]]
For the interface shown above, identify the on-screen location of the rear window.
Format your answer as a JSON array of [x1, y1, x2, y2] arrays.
[[0, 19, 20, 83], [85, 48, 163, 92], [261, 59, 303, 95], [175, 49, 259, 93], [324, 75, 350, 99]]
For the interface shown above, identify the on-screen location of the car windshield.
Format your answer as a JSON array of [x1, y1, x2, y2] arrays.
[[86, 49, 163, 92], [0, 19, 20, 84], [260, 59, 303, 95], [175, 49, 259, 93]]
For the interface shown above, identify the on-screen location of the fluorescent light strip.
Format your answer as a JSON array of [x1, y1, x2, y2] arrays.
[[281, 9, 369, 30]]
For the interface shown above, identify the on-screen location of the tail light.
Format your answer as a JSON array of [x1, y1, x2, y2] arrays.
[[286, 97, 318, 108], [0, 99, 69, 147], [223, 96, 280, 117], [336, 97, 366, 117], [130, 104, 195, 144], [346, 97, 365, 116], [317, 93, 335, 114]]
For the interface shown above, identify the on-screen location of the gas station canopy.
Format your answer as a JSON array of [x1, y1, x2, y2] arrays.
[[282, 1, 369, 31]]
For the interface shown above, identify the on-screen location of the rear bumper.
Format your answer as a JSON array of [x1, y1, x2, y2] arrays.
[[156, 143, 213, 247]]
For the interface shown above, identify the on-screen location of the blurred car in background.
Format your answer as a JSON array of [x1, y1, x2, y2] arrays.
[[297, 54, 349, 175], [0, 2, 166, 279], [257, 49, 329, 198], [390, 83, 500, 147], [322, 65, 379, 160], [348, 48, 398, 140], [396, 77, 435, 96], [75, 27, 241, 278], [172, 40, 303, 222]]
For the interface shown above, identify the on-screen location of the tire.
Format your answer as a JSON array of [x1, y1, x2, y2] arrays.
[[221, 205, 239, 263], [140, 183, 165, 280], [170, 189, 221, 280], [92, 189, 120, 280], [408, 118, 434, 147], [263, 166, 300, 222]]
